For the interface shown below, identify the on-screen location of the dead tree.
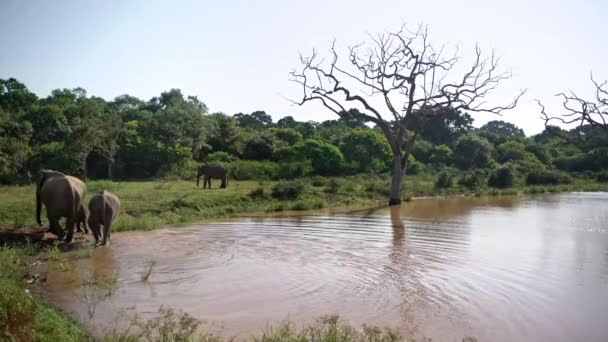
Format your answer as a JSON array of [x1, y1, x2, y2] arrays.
[[538, 74, 608, 142], [290, 25, 524, 205]]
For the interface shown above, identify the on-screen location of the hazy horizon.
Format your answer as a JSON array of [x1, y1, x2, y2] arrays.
[[1, 0, 606, 135]]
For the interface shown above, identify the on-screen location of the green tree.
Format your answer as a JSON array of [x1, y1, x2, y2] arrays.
[[430, 145, 454, 166], [480, 120, 525, 138], [454, 135, 496, 169], [340, 129, 391, 173], [275, 139, 344, 175]]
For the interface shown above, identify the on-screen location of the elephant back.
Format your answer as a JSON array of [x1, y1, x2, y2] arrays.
[[202, 164, 228, 177]]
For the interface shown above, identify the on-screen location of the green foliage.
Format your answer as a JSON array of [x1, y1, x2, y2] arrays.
[[435, 169, 455, 189], [275, 139, 345, 176], [277, 160, 314, 179], [430, 144, 454, 166], [268, 127, 303, 146], [242, 132, 276, 160], [458, 169, 487, 190], [595, 171, 608, 182], [526, 169, 572, 186], [454, 135, 496, 169], [248, 186, 267, 199], [271, 180, 306, 200], [497, 141, 539, 164], [480, 120, 525, 138], [206, 151, 236, 163], [225, 160, 280, 180], [340, 129, 391, 173], [406, 155, 425, 175], [555, 148, 608, 172], [411, 139, 433, 163], [488, 164, 515, 188]]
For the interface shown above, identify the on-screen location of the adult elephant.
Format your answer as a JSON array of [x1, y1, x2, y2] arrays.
[[196, 164, 228, 189], [35, 170, 87, 243]]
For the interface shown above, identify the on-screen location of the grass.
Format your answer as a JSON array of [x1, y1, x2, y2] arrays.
[[103, 306, 473, 342], [1, 174, 607, 233], [0, 246, 93, 341]]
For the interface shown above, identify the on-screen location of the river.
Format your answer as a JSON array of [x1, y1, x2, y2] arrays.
[[45, 192, 608, 341]]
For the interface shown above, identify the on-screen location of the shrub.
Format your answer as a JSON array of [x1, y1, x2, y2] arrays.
[[225, 160, 279, 180], [497, 141, 536, 163], [242, 133, 276, 160], [248, 187, 266, 199], [324, 178, 343, 194], [206, 151, 235, 163], [275, 139, 345, 176], [406, 155, 425, 175], [271, 181, 306, 200], [526, 169, 572, 185], [555, 148, 608, 172], [488, 165, 515, 188], [596, 171, 608, 182], [311, 176, 328, 187], [459, 169, 487, 189], [277, 161, 313, 179], [435, 169, 454, 189]]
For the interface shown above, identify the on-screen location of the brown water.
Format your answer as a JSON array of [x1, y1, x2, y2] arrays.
[[45, 193, 608, 341]]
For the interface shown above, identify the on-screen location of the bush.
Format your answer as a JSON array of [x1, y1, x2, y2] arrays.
[[271, 181, 306, 200], [248, 187, 266, 199], [555, 148, 608, 172], [324, 178, 343, 194], [225, 160, 279, 180], [275, 139, 345, 176], [406, 155, 425, 175], [488, 165, 515, 188], [206, 151, 236, 163], [497, 141, 537, 163], [459, 169, 487, 189], [311, 176, 328, 187], [435, 169, 454, 189], [596, 171, 608, 182], [269, 128, 303, 145], [277, 161, 313, 179], [526, 169, 572, 185], [412, 139, 434, 163]]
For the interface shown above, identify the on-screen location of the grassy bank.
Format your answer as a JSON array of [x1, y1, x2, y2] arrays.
[[0, 246, 92, 341], [1, 174, 607, 233]]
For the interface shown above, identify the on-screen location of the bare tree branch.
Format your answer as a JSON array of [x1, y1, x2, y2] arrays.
[[289, 24, 523, 204]]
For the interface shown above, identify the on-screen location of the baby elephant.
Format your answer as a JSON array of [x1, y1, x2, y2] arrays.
[[88, 190, 120, 246]]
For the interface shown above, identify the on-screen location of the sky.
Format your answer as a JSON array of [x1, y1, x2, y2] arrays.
[[0, 0, 606, 135]]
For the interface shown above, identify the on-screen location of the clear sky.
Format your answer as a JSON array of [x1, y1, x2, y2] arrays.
[[1, 0, 606, 135]]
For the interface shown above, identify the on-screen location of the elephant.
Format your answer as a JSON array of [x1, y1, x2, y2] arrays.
[[87, 190, 120, 247], [35, 169, 87, 243], [75, 203, 89, 234], [196, 164, 228, 189]]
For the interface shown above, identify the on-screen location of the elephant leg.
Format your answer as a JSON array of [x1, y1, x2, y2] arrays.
[[90, 222, 101, 245], [207, 177, 212, 189], [220, 176, 226, 188], [100, 214, 113, 246], [64, 217, 75, 243], [48, 216, 64, 239]]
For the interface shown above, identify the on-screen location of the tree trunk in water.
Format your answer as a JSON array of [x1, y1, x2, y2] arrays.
[[389, 154, 405, 205]]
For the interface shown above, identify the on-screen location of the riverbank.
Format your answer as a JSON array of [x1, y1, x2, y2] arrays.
[[1, 174, 607, 234]]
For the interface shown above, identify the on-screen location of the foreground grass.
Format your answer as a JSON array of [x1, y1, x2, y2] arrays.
[[1, 174, 606, 233], [0, 246, 92, 341]]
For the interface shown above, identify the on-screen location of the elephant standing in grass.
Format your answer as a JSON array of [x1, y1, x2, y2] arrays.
[[88, 190, 120, 246], [196, 164, 228, 189], [35, 170, 86, 243]]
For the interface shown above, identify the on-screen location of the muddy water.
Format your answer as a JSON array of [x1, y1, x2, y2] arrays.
[[45, 193, 608, 341]]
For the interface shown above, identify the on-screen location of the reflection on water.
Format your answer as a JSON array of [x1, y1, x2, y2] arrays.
[[46, 193, 608, 341]]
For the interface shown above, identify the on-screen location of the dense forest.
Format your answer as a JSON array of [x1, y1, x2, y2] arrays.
[[1, 77, 607, 188]]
